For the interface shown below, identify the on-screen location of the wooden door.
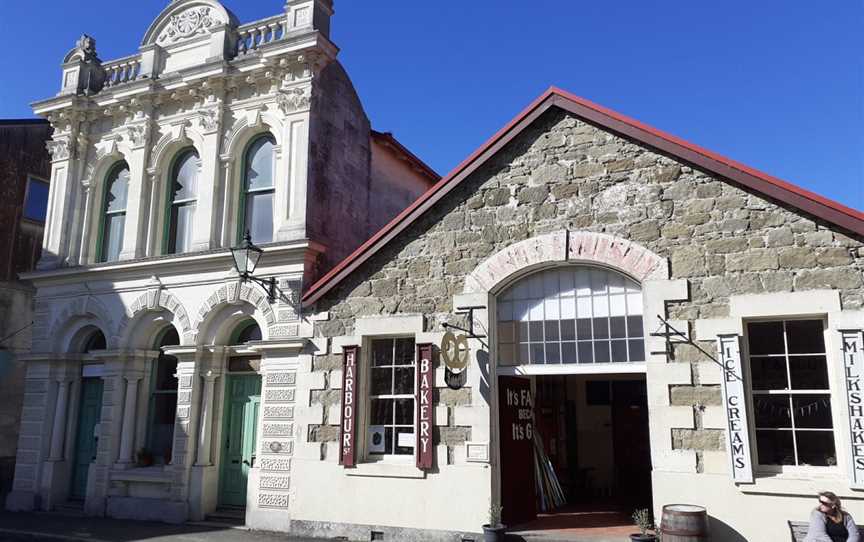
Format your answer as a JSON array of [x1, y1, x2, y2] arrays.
[[218, 375, 261, 507], [611, 380, 652, 508], [70, 378, 103, 500], [498, 376, 536, 526]]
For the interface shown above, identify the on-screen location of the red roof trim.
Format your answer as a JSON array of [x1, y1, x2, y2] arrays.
[[303, 87, 863, 307]]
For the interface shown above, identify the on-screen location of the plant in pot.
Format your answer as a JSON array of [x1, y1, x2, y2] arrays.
[[482, 503, 506, 542], [136, 448, 154, 468], [630, 508, 658, 542]]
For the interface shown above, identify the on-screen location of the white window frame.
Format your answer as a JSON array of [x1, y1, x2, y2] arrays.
[[742, 316, 840, 477], [362, 335, 417, 464]]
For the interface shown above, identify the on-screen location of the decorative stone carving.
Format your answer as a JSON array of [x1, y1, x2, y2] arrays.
[[263, 406, 294, 419], [127, 124, 149, 148], [269, 325, 299, 338], [70, 34, 99, 63], [198, 108, 220, 132], [265, 372, 296, 386], [157, 7, 224, 45], [275, 87, 311, 114], [263, 423, 294, 437], [260, 476, 291, 490], [263, 440, 293, 455], [258, 457, 291, 471], [258, 493, 289, 508], [265, 389, 295, 403], [46, 139, 70, 161]]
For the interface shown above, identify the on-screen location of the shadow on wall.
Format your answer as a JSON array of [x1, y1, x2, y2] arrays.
[[708, 515, 748, 542]]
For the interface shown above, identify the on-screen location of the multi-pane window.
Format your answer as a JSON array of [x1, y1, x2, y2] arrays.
[[497, 267, 644, 366], [241, 135, 275, 244], [368, 338, 415, 457], [23, 177, 49, 222], [747, 319, 836, 467], [147, 328, 179, 464], [166, 149, 199, 254], [100, 163, 130, 263]]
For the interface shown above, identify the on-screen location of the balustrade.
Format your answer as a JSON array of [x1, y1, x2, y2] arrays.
[[235, 15, 287, 55], [102, 55, 142, 88]]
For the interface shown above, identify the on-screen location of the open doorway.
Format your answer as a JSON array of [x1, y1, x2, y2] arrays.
[[499, 374, 652, 540]]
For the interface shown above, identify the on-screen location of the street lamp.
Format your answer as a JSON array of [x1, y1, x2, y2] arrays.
[[231, 231, 277, 303]]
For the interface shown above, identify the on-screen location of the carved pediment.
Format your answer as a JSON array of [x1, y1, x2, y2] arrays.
[[157, 6, 225, 45]]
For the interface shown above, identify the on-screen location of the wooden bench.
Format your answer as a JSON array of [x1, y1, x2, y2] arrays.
[[789, 520, 864, 541]]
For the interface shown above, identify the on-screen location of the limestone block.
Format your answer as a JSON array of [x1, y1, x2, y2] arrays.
[[702, 406, 727, 429]]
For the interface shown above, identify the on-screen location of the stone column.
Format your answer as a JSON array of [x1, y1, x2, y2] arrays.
[[117, 376, 142, 464], [191, 92, 224, 252], [77, 181, 96, 265], [48, 380, 71, 461], [196, 372, 218, 466], [118, 119, 152, 261]]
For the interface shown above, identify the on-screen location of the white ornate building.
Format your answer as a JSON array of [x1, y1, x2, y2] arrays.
[[5, 0, 435, 529]]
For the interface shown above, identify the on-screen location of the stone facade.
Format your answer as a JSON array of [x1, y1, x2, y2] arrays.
[[302, 105, 864, 540]]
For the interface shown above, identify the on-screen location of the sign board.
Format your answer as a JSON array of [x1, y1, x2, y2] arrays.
[[340, 345, 359, 467], [842, 330, 864, 488], [717, 334, 754, 484], [441, 332, 469, 389], [416, 343, 434, 469], [498, 376, 536, 525]]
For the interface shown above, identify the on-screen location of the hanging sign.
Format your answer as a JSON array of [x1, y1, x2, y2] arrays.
[[340, 345, 359, 467], [441, 331, 469, 390], [416, 343, 434, 469], [717, 334, 754, 484], [842, 330, 864, 488]]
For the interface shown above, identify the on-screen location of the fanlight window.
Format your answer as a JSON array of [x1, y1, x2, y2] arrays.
[[496, 267, 645, 366], [241, 135, 275, 244], [100, 163, 130, 263], [166, 149, 199, 254]]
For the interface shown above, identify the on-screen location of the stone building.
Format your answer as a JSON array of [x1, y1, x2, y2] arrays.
[[297, 89, 864, 541], [7, 2, 864, 542], [4, 0, 436, 528], [0, 119, 52, 501]]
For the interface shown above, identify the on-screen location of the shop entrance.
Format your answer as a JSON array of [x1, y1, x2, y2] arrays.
[[499, 374, 652, 540], [218, 374, 261, 508]]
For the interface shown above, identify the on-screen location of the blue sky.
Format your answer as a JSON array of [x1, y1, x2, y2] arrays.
[[1, 1, 861, 210]]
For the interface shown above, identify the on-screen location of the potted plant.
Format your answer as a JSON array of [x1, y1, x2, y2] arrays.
[[482, 503, 506, 542], [630, 508, 658, 541], [136, 448, 154, 468]]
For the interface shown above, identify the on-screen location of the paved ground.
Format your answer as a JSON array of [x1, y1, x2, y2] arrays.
[[0, 511, 333, 542]]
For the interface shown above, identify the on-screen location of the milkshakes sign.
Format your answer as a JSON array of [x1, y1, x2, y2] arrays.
[[416, 343, 434, 469], [718, 334, 754, 484], [340, 345, 358, 467], [842, 330, 864, 489]]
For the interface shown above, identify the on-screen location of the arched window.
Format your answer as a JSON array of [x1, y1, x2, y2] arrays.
[[496, 266, 644, 366], [233, 320, 262, 344], [227, 320, 262, 373], [240, 135, 275, 244], [166, 149, 199, 254], [99, 163, 130, 262], [147, 327, 179, 464], [82, 329, 107, 353]]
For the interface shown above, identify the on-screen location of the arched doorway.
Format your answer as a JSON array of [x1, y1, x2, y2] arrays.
[[217, 320, 262, 511], [70, 328, 106, 500], [495, 266, 652, 536]]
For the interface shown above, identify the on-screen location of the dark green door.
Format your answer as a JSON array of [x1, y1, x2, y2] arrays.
[[70, 378, 103, 500], [218, 375, 261, 507]]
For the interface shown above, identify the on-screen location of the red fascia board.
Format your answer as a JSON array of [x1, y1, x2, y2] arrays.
[[303, 87, 864, 307]]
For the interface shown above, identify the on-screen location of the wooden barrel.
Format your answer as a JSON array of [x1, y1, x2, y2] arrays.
[[660, 504, 709, 541]]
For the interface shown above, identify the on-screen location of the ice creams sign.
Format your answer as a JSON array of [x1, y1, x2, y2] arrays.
[[718, 334, 754, 484]]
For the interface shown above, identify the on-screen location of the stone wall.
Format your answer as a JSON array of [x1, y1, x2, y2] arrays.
[[311, 107, 864, 458]]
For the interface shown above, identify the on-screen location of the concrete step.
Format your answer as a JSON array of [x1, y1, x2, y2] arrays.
[[203, 507, 246, 526], [52, 501, 86, 517]]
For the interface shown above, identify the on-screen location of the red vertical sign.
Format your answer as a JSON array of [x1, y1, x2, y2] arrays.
[[416, 343, 434, 469], [340, 345, 359, 467]]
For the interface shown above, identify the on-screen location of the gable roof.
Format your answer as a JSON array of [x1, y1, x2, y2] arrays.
[[302, 86, 864, 307]]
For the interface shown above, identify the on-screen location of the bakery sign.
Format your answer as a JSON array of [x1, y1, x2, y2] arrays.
[[340, 345, 359, 467], [717, 334, 754, 484], [842, 330, 864, 489], [416, 343, 434, 469], [441, 331, 469, 390]]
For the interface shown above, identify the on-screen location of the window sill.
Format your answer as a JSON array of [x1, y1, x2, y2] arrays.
[[109, 466, 173, 484], [345, 462, 426, 479], [738, 469, 858, 496]]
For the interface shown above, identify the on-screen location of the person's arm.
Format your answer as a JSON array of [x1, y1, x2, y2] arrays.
[[804, 509, 831, 542], [844, 512, 860, 542]]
